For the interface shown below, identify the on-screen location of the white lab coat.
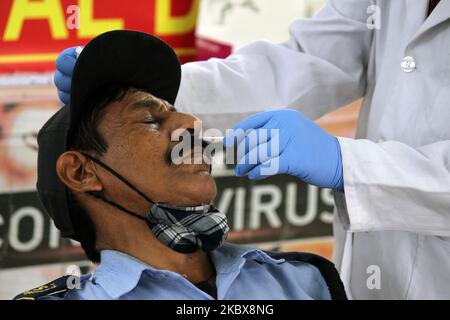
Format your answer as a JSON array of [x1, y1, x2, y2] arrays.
[[175, 0, 450, 299]]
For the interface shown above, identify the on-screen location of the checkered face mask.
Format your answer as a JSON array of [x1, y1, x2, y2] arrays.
[[147, 203, 229, 253], [81, 152, 229, 253]]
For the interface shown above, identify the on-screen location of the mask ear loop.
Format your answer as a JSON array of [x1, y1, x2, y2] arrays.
[[80, 152, 155, 204], [87, 192, 147, 222], [80, 149, 213, 215], [79, 151, 155, 221]]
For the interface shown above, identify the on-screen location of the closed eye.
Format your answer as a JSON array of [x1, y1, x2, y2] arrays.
[[142, 118, 160, 130]]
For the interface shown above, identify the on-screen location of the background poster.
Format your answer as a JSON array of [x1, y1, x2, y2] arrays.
[[0, 0, 360, 299]]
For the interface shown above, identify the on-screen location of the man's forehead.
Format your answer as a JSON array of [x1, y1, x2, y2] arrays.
[[106, 90, 176, 116], [125, 91, 175, 112]]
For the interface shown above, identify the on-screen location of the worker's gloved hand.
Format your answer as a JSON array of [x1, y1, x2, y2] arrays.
[[224, 109, 344, 190], [54, 46, 82, 105]]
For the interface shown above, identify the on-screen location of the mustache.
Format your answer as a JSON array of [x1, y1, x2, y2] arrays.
[[164, 135, 211, 166]]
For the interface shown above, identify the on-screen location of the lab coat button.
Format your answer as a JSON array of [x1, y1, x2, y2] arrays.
[[401, 56, 416, 73]]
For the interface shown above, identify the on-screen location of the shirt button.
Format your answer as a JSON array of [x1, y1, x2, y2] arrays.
[[401, 56, 416, 73]]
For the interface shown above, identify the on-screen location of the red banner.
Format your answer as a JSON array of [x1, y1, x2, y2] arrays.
[[0, 0, 200, 73]]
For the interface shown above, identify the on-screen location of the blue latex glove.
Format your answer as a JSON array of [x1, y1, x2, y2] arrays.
[[54, 46, 82, 105], [224, 109, 344, 190]]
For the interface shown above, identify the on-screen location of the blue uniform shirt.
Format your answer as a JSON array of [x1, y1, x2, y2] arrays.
[[60, 243, 331, 300]]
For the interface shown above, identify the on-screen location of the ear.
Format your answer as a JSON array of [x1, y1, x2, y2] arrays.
[[56, 151, 103, 193]]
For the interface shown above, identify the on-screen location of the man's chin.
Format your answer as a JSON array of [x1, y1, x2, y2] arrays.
[[183, 182, 217, 206], [166, 165, 217, 203]]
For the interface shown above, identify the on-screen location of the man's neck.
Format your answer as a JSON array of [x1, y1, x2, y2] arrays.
[[98, 214, 216, 284]]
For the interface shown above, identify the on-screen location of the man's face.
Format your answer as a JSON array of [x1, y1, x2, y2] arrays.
[[94, 90, 217, 207]]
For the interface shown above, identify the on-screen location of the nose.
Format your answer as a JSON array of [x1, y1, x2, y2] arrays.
[[166, 111, 200, 140], [167, 112, 212, 165]]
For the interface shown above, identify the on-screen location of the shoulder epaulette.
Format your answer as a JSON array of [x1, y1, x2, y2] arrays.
[[13, 275, 79, 300]]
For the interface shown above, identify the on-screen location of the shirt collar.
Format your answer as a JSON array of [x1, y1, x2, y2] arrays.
[[210, 242, 285, 274], [94, 250, 166, 299], [93, 243, 284, 299]]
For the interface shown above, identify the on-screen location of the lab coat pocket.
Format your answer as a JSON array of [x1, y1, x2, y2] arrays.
[[427, 87, 450, 140]]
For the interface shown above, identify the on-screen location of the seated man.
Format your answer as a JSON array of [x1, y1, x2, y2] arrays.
[[15, 30, 345, 300]]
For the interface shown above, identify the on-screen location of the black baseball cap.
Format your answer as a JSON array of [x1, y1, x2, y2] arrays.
[[37, 30, 181, 238]]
